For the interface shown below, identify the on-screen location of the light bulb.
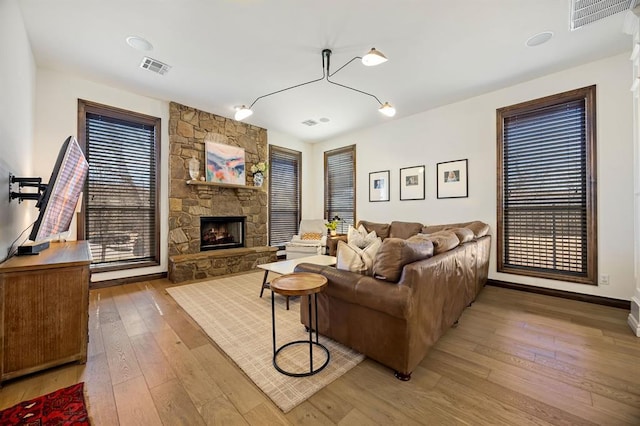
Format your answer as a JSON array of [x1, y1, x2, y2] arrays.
[[362, 48, 388, 66], [234, 106, 253, 121], [378, 102, 396, 117]]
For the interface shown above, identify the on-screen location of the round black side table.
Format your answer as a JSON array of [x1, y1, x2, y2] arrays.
[[270, 272, 330, 377]]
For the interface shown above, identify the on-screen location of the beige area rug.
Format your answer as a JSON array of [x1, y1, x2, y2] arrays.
[[166, 271, 364, 413]]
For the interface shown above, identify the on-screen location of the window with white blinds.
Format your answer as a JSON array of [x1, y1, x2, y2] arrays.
[[324, 145, 356, 230], [78, 100, 160, 271], [497, 86, 597, 285], [268, 145, 301, 247]]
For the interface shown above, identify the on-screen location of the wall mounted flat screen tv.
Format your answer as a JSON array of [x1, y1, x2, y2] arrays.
[[29, 136, 89, 244]]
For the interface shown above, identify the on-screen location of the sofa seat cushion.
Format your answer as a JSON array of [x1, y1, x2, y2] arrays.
[[336, 238, 382, 275], [373, 237, 434, 282], [389, 221, 424, 240]]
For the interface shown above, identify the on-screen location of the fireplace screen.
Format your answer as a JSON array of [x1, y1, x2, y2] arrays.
[[200, 216, 245, 251]]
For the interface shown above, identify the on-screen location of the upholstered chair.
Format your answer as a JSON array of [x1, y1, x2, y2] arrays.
[[285, 219, 328, 260]]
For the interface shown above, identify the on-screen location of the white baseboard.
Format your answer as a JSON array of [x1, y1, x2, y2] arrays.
[[628, 313, 640, 337], [629, 296, 640, 337]]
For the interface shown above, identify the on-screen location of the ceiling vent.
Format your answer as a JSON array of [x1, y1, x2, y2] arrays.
[[301, 119, 318, 126], [140, 57, 171, 75], [571, 0, 639, 30]]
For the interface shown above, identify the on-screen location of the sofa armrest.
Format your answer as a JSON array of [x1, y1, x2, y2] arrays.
[[398, 246, 471, 326], [295, 263, 411, 319]]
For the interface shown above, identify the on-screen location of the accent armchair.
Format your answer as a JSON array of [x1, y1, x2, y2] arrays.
[[285, 219, 328, 260]]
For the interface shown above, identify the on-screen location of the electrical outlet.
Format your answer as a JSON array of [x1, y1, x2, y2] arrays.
[[599, 274, 610, 286]]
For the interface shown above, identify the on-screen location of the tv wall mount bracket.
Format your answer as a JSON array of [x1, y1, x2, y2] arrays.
[[9, 173, 47, 204]]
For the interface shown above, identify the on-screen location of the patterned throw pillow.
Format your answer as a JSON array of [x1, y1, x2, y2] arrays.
[[347, 224, 378, 249], [301, 232, 323, 240]]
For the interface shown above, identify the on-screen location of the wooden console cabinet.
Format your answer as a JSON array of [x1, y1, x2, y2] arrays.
[[0, 241, 91, 383]]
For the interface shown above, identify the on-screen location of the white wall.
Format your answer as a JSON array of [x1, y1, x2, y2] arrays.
[[313, 53, 634, 301], [34, 69, 170, 282], [0, 0, 36, 259], [267, 130, 315, 218]]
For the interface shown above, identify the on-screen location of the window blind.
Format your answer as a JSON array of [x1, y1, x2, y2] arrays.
[[497, 86, 596, 284], [82, 105, 160, 270], [325, 145, 356, 229], [269, 146, 301, 247]]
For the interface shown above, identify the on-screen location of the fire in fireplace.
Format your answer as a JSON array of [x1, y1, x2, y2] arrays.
[[200, 216, 246, 251]]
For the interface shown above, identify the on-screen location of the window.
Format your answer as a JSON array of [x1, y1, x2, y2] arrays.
[[78, 100, 160, 271], [268, 145, 301, 247], [324, 145, 356, 230], [497, 86, 597, 284]]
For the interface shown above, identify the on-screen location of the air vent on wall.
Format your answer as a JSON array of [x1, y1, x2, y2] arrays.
[[140, 57, 171, 75], [301, 119, 318, 126], [571, 0, 639, 30]]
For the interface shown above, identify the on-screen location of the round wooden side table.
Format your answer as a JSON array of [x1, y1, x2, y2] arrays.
[[270, 272, 330, 377]]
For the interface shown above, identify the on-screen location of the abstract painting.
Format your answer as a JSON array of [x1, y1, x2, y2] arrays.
[[205, 141, 246, 185]]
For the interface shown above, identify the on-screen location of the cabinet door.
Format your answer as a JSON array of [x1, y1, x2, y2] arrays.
[[3, 265, 88, 375]]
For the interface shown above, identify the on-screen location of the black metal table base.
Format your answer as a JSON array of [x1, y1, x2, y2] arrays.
[[272, 290, 330, 377]]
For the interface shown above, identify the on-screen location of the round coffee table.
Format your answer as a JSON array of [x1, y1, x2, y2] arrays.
[[270, 272, 330, 377]]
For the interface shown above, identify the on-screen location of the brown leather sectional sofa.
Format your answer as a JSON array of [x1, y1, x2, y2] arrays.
[[295, 220, 491, 380]]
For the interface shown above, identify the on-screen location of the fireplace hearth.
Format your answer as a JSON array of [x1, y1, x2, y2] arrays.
[[200, 216, 245, 251]]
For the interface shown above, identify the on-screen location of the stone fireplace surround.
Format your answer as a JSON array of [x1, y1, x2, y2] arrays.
[[168, 102, 276, 282]]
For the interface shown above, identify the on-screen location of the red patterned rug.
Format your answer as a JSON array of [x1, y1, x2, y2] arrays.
[[0, 382, 89, 425]]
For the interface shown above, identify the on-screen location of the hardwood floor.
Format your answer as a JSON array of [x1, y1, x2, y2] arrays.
[[0, 276, 638, 425]]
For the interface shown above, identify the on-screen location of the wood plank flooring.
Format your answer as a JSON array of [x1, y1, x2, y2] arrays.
[[0, 275, 638, 425]]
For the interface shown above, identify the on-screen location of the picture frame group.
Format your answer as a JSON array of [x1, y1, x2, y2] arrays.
[[368, 159, 469, 202]]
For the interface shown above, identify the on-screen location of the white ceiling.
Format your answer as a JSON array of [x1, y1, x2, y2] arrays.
[[18, 0, 632, 142]]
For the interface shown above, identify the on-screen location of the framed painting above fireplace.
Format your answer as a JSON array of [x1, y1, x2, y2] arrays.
[[205, 141, 246, 185]]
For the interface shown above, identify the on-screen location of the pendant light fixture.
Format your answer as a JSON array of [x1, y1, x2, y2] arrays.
[[234, 48, 395, 121]]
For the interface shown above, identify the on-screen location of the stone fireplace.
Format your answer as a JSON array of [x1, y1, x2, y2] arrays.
[[200, 216, 245, 251], [167, 102, 277, 282]]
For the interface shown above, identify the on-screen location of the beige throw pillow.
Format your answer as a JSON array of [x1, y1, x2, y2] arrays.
[[336, 238, 382, 275], [347, 224, 378, 249]]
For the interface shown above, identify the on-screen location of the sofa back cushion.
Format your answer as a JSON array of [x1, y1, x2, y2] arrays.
[[358, 221, 390, 240], [421, 221, 490, 240], [465, 221, 490, 238], [389, 221, 424, 240], [410, 231, 459, 254], [373, 237, 434, 283], [447, 227, 474, 244]]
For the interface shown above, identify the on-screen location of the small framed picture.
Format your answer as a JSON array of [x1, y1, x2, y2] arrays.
[[437, 159, 468, 199], [369, 170, 390, 202], [400, 165, 425, 201]]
